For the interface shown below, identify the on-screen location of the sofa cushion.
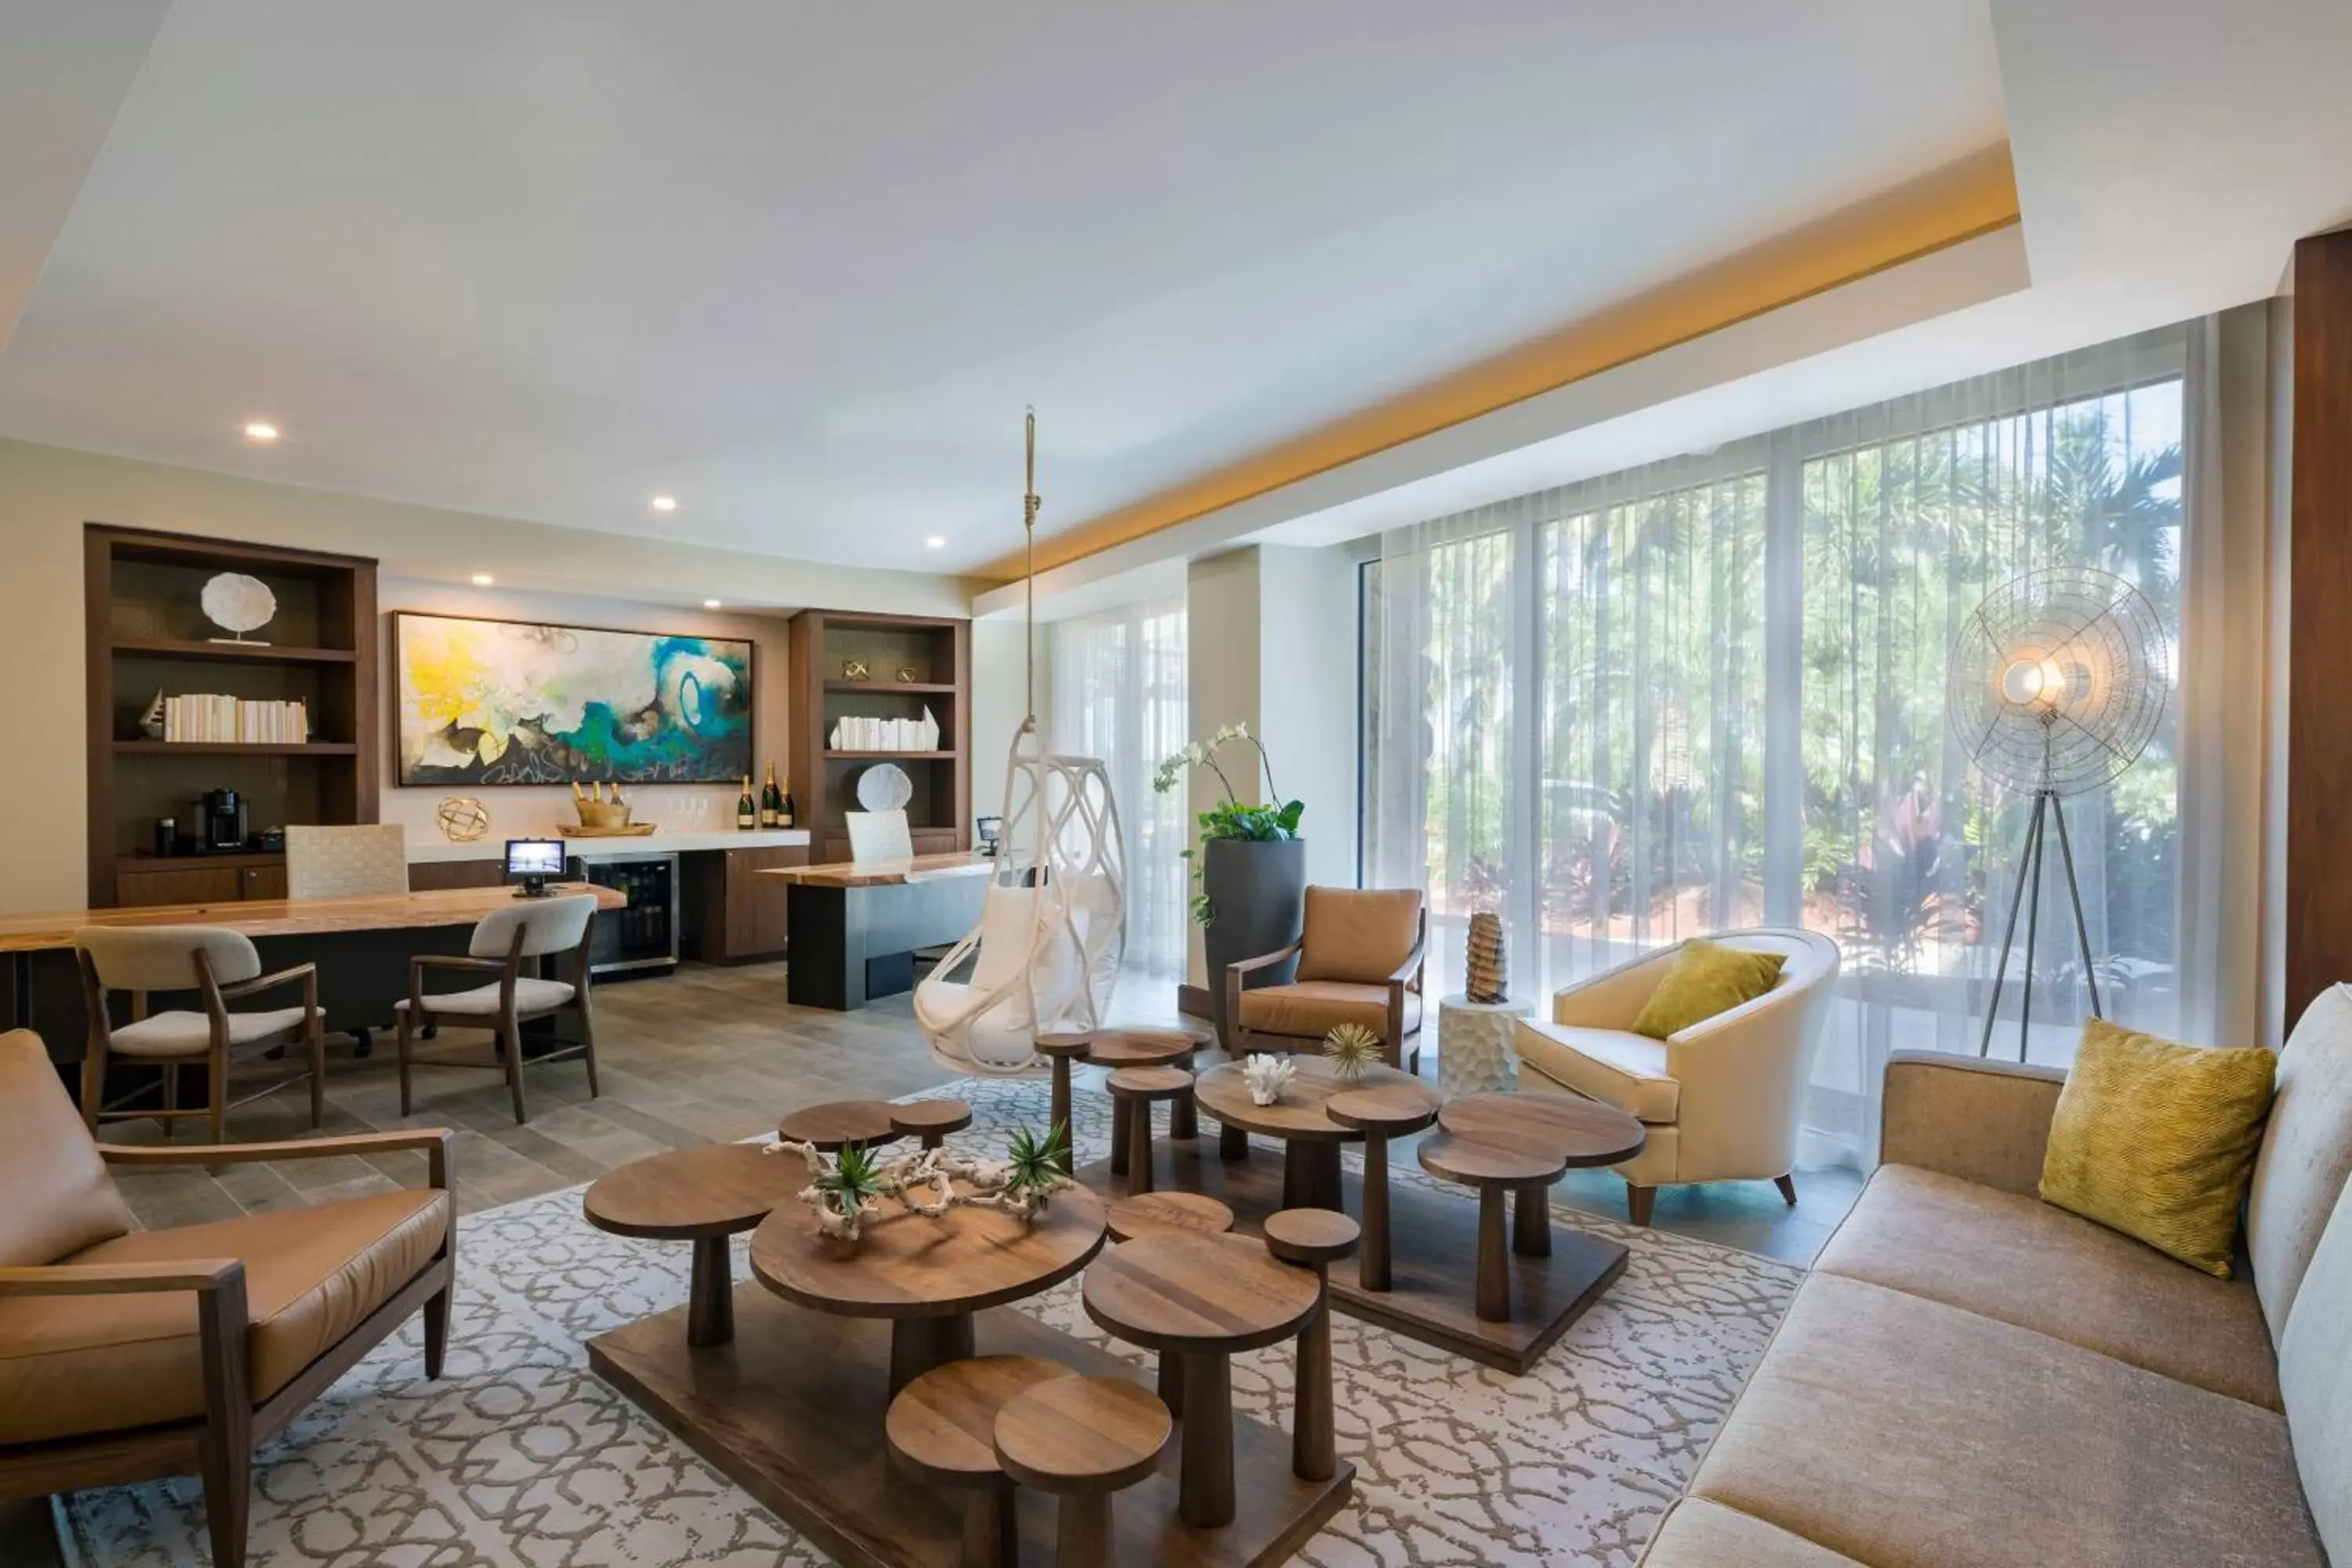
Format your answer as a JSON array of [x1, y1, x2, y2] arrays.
[[0, 1029, 132, 1267], [1237, 981, 1420, 1040], [2279, 1185, 2352, 1564], [0, 1188, 448, 1445], [1688, 1272, 2325, 1568], [1294, 887, 1422, 985], [1515, 1022, 1680, 1123], [2249, 982, 2352, 1346], [1815, 1164, 2278, 1409], [1639, 1499, 1866, 1567]]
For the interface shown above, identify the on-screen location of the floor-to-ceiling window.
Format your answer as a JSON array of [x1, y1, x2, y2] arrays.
[[1051, 597, 1190, 978], [1365, 325, 2192, 1164]]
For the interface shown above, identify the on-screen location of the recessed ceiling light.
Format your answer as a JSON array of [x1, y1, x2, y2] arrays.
[[703, 598, 722, 609], [243, 421, 279, 444], [924, 535, 946, 550], [650, 495, 678, 513], [470, 572, 495, 586]]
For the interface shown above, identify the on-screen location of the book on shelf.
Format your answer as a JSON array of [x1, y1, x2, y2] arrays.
[[158, 694, 311, 745], [825, 706, 943, 752]]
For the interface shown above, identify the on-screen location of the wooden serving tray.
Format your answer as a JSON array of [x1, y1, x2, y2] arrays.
[[558, 822, 659, 837]]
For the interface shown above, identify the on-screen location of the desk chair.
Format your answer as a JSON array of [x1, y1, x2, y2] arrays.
[[848, 808, 915, 862], [394, 893, 599, 1125], [74, 926, 326, 1141], [285, 824, 411, 1057]]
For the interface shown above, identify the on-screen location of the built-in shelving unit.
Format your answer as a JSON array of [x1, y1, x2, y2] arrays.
[[85, 524, 379, 907], [787, 609, 971, 865]]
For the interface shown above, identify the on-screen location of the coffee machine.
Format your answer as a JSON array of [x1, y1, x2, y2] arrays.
[[198, 788, 248, 853]]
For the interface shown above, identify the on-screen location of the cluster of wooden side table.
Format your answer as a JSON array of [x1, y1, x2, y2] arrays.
[[576, 1024, 1647, 1567]]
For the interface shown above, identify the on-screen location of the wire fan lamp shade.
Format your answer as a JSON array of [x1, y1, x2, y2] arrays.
[[1949, 567, 2167, 796], [1948, 566, 2169, 1060]]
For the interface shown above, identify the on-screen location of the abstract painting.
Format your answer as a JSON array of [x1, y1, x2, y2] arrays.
[[394, 612, 752, 785]]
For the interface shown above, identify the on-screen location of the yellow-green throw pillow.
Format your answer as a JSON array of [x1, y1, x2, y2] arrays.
[[2038, 1018, 2277, 1278], [1631, 940, 1786, 1040]]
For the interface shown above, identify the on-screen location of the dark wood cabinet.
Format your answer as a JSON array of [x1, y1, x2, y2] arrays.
[[409, 859, 506, 893], [116, 865, 246, 907], [681, 844, 808, 964], [786, 610, 971, 863]]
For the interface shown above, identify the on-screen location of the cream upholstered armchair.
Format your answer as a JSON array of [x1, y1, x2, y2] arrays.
[[1515, 927, 1838, 1224], [1229, 886, 1426, 1070]]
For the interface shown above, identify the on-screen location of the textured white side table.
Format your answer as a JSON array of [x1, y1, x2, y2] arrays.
[[1436, 993, 1534, 1097]]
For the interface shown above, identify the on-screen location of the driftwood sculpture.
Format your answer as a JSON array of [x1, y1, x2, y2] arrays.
[[765, 1138, 1075, 1245]]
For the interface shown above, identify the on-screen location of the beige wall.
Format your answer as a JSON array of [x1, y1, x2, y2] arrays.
[[0, 437, 980, 912]]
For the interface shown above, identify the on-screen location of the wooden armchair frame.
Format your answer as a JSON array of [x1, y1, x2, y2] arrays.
[[0, 1129, 456, 1568], [395, 920, 600, 1124], [75, 946, 326, 1142], [1227, 907, 1428, 1069]]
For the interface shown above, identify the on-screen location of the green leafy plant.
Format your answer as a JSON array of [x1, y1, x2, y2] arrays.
[[1152, 722, 1304, 925], [814, 1141, 885, 1214], [1004, 1120, 1073, 1194], [1322, 1022, 1382, 1083]]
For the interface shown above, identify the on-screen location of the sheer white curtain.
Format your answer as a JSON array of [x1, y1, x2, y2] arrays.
[[1051, 598, 1189, 978], [1370, 322, 2228, 1167]]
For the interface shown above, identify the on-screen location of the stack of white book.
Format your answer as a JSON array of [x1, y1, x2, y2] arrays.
[[827, 707, 941, 752], [162, 695, 311, 744]]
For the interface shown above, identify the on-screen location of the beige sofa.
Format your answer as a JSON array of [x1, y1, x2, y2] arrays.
[[1639, 985, 2352, 1568]]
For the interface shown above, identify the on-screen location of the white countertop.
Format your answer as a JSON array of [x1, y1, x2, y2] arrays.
[[407, 829, 811, 863]]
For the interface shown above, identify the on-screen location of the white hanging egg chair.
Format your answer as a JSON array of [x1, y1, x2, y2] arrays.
[[915, 410, 1128, 1074], [916, 716, 1127, 1073]]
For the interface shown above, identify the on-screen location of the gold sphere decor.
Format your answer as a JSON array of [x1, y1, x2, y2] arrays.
[[1465, 911, 1508, 1004], [435, 796, 491, 843]]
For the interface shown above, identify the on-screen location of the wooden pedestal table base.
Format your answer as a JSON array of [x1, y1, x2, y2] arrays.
[[1083, 1231, 1322, 1530], [1322, 1083, 1441, 1292], [586, 1285, 1350, 1568], [582, 1142, 798, 1347], [1034, 1033, 1094, 1145], [1192, 1057, 1421, 1214], [1414, 1134, 1566, 1323], [887, 1355, 1073, 1568], [1092, 1029, 1200, 1176], [993, 1374, 1172, 1568], [1105, 1065, 1193, 1196], [1436, 1090, 1650, 1269], [1261, 1210, 1359, 1484], [1105, 1192, 1236, 1418], [752, 1180, 1106, 1396]]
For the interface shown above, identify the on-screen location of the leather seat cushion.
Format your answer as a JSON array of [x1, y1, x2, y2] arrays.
[[396, 977, 574, 1017], [0, 1189, 449, 1446], [109, 1005, 321, 1058], [1817, 1164, 2281, 1410], [1515, 1021, 1680, 1123], [1238, 982, 1421, 1040], [1688, 1273, 2326, 1568]]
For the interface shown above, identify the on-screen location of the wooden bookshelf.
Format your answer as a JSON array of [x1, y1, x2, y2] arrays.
[[786, 609, 971, 865], [85, 525, 379, 907]]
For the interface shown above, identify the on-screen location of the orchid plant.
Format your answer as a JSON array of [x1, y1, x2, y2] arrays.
[[1152, 721, 1303, 925]]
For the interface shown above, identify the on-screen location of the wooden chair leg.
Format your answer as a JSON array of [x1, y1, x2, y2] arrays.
[[82, 1041, 105, 1135], [501, 1026, 530, 1124], [163, 1060, 180, 1113], [577, 995, 601, 1099], [396, 1011, 416, 1117], [1774, 1173, 1798, 1206], [209, 1040, 227, 1145], [197, 1269, 252, 1568], [1626, 1182, 1656, 1226], [307, 1017, 326, 1129], [423, 1285, 450, 1379]]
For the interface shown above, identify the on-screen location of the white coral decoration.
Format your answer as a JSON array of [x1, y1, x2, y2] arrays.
[[1243, 1052, 1296, 1106], [764, 1139, 1073, 1244]]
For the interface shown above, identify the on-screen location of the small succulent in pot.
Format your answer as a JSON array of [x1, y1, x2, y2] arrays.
[[1006, 1120, 1073, 1195], [1323, 1022, 1383, 1083], [811, 1142, 885, 1234]]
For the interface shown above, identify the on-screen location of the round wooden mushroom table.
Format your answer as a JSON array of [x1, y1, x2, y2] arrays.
[[1261, 1209, 1359, 1484], [1033, 1031, 1095, 1145], [1323, 1081, 1443, 1291], [993, 1375, 1172, 1568], [752, 1181, 1108, 1396], [1090, 1029, 1201, 1167], [777, 1098, 905, 1153], [1436, 1091, 1647, 1256], [1082, 1230, 1320, 1529], [1104, 1190, 1234, 1244], [1416, 1133, 1567, 1323], [583, 1142, 799, 1347], [1192, 1056, 1423, 1211], [891, 1097, 975, 1149], [1104, 1065, 1192, 1196], [887, 1354, 1074, 1568]]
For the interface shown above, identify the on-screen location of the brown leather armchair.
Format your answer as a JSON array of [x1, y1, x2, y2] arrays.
[[0, 1029, 455, 1568], [1227, 886, 1427, 1071]]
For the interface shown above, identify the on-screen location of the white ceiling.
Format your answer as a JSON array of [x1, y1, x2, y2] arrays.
[[0, 0, 2006, 573]]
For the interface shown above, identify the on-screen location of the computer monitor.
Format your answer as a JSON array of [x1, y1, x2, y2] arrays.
[[504, 838, 568, 897]]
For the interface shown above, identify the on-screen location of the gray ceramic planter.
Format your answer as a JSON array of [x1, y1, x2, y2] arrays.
[[1201, 836, 1307, 1051]]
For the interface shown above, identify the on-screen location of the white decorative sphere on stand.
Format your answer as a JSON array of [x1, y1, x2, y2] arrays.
[[1436, 993, 1534, 1098]]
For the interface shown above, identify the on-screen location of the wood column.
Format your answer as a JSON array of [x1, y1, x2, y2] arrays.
[[2288, 230, 2352, 1028]]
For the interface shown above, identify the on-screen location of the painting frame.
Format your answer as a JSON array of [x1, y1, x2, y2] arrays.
[[391, 609, 755, 787]]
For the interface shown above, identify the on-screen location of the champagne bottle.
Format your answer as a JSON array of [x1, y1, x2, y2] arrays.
[[779, 789, 795, 829], [760, 764, 781, 829], [736, 775, 757, 830]]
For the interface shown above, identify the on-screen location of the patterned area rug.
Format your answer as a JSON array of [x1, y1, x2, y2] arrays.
[[61, 1076, 1802, 1568]]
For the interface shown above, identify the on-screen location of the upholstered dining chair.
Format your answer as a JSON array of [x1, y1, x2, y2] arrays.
[[74, 925, 327, 1141], [1514, 927, 1840, 1224], [283, 822, 409, 900], [0, 1028, 456, 1568], [394, 892, 600, 1124], [1228, 886, 1428, 1071]]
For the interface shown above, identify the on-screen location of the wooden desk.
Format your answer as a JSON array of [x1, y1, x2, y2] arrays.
[[2, 884, 626, 1054], [760, 855, 993, 1010]]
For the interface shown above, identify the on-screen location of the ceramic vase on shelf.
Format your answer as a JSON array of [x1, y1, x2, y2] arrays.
[[1200, 836, 1306, 1051], [1465, 911, 1508, 1004]]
